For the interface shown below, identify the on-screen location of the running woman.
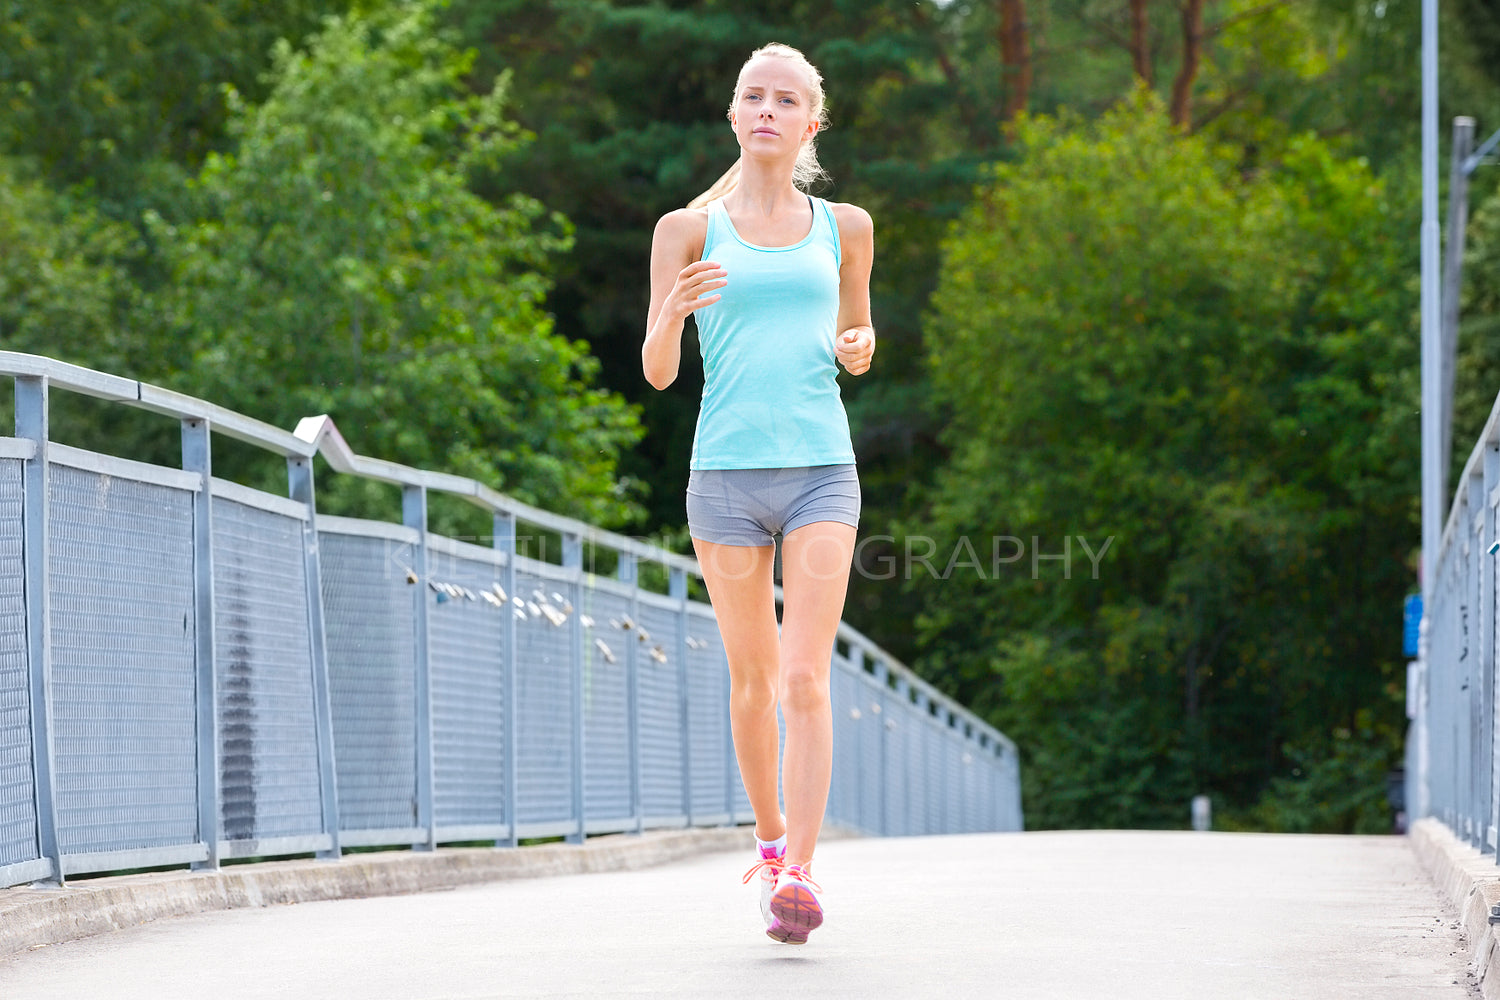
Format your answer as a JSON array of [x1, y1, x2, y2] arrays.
[[642, 43, 875, 945]]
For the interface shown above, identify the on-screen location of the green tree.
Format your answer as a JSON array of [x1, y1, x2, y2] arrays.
[[0, 0, 349, 215], [913, 95, 1415, 829], [0, 158, 141, 368], [156, 2, 643, 525]]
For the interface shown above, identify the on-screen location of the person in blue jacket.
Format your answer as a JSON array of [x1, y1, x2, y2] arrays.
[[642, 42, 876, 945]]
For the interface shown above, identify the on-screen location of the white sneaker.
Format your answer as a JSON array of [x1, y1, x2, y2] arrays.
[[767, 864, 823, 944], [741, 843, 787, 928]]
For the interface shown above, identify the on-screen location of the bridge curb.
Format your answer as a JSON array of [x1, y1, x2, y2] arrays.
[[1410, 818, 1500, 1000], [0, 826, 757, 963]]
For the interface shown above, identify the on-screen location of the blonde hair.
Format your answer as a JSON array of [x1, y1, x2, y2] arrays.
[[688, 43, 830, 209]]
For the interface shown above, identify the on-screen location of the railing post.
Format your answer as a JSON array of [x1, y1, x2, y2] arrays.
[[670, 568, 691, 829], [872, 654, 890, 837], [1483, 438, 1499, 852], [1489, 439, 1500, 853], [403, 485, 436, 852], [895, 674, 911, 837], [495, 512, 519, 848], [182, 418, 219, 871], [1470, 473, 1485, 847], [615, 553, 642, 835], [848, 655, 864, 835], [563, 531, 585, 844], [912, 689, 924, 839], [16, 376, 61, 884], [288, 455, 341, 858]]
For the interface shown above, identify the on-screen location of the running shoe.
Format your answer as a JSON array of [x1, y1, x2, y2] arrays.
[[741, 844, 787, 928], [766, 864, 823, 944]]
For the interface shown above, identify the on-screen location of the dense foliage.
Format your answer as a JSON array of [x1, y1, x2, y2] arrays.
[[3, 0, 1499, 830], [916, 98, 1416, 829]]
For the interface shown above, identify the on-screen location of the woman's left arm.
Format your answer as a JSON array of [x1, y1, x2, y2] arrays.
[[832, 203, 875, 376]]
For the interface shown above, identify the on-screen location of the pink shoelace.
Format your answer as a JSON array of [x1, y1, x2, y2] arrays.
[[741, 855, 787, 885]]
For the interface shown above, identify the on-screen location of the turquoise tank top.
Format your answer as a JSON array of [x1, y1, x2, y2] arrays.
[[689, 196, 856, 470]]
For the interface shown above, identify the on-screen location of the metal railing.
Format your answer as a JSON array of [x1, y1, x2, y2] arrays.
[[1414, 388, 1500, 851], [0, 352, 1022, 889]]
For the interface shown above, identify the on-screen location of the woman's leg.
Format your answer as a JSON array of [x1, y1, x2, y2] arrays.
[[691, 537, 786, 843], [777, 520, 857, 868]]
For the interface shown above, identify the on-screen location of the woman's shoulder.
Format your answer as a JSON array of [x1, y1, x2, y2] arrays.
[[822, 200, 873, 236], [652, 206, 710, 259], [654, 206, 711, 238], [821, 200, 873, 246]]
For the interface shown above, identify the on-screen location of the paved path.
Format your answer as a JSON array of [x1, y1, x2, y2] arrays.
[[0, 831, 1480, 999]]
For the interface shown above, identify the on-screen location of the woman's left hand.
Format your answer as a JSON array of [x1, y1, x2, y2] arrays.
[[836, 326, 875, 376]]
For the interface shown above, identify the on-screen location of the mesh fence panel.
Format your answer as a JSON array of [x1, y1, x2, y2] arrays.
[[319, 530, 417, 834], [427, 547, 507, 832], [685, 609, 727, 820], [857, 677, 883, 835], [923, 722, 947, 835], [636, 601, 684, 819], [945, 733, 966, 833], [212, 497, 322, 844], [514, 570, 574, 825], [0, 460, 36, 868], [581, 586, 631, 824], [829, 662, 859, 831], [883, 700, 911, 837], [905, 710, 930, 836], [50, 466, 198, 855]]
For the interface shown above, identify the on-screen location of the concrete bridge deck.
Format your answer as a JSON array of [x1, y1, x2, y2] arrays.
[[0, 829, 1481, 999]]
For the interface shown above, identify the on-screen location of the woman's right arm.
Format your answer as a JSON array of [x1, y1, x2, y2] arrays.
[[643, 209, 723, 390]]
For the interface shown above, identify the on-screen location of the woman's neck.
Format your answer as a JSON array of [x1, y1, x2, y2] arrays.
[[727, 158, 804, 218]]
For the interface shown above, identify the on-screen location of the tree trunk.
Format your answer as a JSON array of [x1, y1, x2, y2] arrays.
[[998, 0, 1032, 122], [1170, 0, 1204, 127], [1130, 0, 1152, 85]]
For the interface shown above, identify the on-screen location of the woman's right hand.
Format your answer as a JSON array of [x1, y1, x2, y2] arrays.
[[644, 209, 716, 390], [661, 260, 728, 324]]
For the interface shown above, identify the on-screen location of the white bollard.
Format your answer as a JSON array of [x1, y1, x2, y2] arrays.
[[1192, 795, 1212, 832]]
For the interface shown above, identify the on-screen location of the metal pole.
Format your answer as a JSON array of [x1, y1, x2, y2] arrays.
[[619, 553, 643, 835], [183, 418, 219, 871], [17, 377, 61, 884], [1416, 0, 1440, 825], [916, 691, 932, 834], [403, 485, 436, 852], [563, 531, 585, 844], [895, 674, 910, 836], [288, 456, 341, 858], [1441, 118, 1476, 489], [495, 512, 519, 848], [877, 658, 892, 836], [1420, 0, 1441, 594], [1484, 439, 1499, 851], [670, 567, 692, 830]]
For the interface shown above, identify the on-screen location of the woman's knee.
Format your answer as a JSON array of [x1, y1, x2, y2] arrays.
[[731, 674, 779, 715], [779, 663, 830, 713]]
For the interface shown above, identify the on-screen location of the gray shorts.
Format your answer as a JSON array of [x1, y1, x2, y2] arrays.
[[686, 465, 860, 547]]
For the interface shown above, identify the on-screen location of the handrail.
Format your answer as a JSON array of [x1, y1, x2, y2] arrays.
[[0, 351, 1012, 762], [1437, 388, 1500, 569], [293, 414, 703, 577]]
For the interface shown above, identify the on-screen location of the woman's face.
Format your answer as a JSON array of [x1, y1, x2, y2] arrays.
[[730, 56, 818, 158]]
